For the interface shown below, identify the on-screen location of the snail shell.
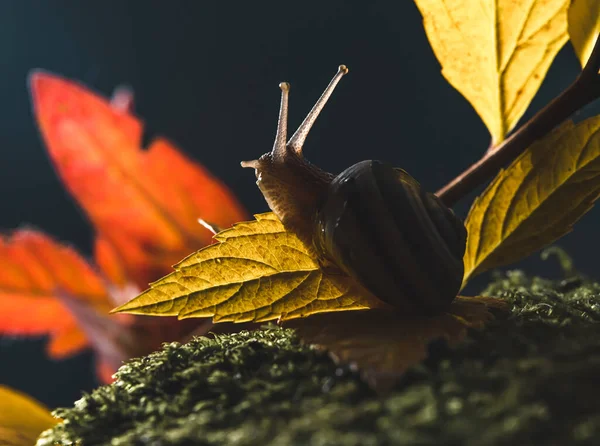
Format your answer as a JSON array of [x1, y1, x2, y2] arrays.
[[242, 66, 466, 316], [315, 160, 466, 315]]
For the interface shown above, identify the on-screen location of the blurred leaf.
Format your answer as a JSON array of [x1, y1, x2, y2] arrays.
[[30, 72, 247, 288], [0, 385, 59, 446], [0, 72, 248, 382], [414, 0, 569, 144], [463, 117, 600, 284], [113, 213, 386, 322], [0, 230, 110, 358], [568, 0, 600, 67], [288, 296, 507, 391], [56, 287, 210, 385]]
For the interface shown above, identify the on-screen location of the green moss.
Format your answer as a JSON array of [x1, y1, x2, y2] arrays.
[[39, 270, 600, 446]]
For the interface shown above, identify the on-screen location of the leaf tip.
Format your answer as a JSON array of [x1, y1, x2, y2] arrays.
[[109, 303, 130, 315], [28, 69, 60, 102]]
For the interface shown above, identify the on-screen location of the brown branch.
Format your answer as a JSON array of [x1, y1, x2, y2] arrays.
[[436, 34, 600, 207]]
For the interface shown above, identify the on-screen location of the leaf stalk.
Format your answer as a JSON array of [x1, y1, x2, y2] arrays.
[[437, 34, 600, 207]]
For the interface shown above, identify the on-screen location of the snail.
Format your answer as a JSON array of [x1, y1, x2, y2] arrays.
[[241, 66, 467, 316]]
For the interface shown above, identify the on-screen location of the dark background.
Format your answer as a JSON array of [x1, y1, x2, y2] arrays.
[[1, 0, 598, 409]]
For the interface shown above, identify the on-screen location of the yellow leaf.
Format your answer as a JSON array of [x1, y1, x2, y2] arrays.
[[113, 213, 385, 322], [463, 117, 600, 284], [414, 0, 569, 144], [568, 0, 600, 67], [288, 296, 507, 391], [0, 385, 59, 446]]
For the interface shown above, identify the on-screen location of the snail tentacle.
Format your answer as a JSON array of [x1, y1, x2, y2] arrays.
[[287, 65, 349, 154], [272, 82, 290, 161]]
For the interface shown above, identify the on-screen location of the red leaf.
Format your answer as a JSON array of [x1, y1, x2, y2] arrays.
[[30, 72, 248, 288], [1, 72, 248, 379], [58, 288, 204, 383], [94, 236, 130, 288], [0, 230, 110, 357], [46, 327, 89, 359]]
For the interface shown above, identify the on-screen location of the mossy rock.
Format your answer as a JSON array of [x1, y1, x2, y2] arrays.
[[39, 270, 600, 446]]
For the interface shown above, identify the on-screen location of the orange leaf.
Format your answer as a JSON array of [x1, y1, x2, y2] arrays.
[[46, 327, 89, 359], [96, 359, 117, 385], [57, 287, 204, 383], [288, 296, 507, 391], [30, 72, 248, 288], [0, 229, 110, 357], [94, 236, 129, 288]]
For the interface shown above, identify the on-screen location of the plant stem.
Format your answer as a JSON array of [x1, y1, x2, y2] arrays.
[[437, 34, 600, 208]]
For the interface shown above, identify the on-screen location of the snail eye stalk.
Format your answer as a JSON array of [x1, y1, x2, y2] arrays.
[[271, 82, 290, 161], [241, 65, 348, 169], [287, 65, 348, 155]]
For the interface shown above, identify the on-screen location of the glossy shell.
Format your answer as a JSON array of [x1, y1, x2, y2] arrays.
[[314, 160, 467, 315]]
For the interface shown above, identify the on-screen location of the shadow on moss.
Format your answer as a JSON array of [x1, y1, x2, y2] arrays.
[[39, 270, 600, 446]]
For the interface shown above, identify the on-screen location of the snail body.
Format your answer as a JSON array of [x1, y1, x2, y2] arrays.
[[242, 66, 466, 316]]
